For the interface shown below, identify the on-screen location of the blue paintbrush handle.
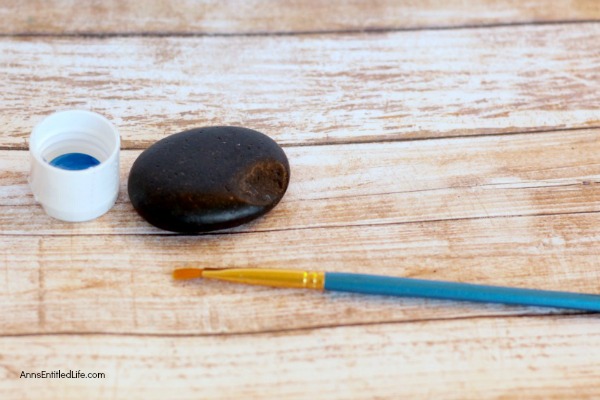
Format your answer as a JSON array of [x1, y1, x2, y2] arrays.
[[324, 272, 600, 311]]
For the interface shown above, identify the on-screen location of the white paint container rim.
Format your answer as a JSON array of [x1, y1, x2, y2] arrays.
[[29, 110, 120, 222]]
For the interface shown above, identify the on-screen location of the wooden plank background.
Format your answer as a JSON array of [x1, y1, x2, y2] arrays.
[[1, 1, 600, 399], [2, 24, 600, 148], [1, 0, 600, 34]]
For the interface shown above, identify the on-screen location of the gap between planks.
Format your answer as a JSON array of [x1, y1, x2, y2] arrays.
[[2, 125, 599, 151], [2, 313, 599, 399], [2, 0, 599, 35], [3, 19, 600, 39], [2, 23, 600, 148], [0, 311, 593, 339], [3, 212, 600, 335], [2, 129, 600, 236], [2, 210, 600, 238]]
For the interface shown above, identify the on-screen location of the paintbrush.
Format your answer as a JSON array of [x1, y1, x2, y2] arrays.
[[173, 267, 600, 312]]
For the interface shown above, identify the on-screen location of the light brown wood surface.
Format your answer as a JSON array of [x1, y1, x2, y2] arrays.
[[2, 316, 600, 399], [2, 23, 600, 148], [1, 0, 600, 34], [1, 1, 600, 399]]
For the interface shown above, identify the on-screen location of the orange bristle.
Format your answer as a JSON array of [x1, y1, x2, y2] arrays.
[[173, 268, 204, 280]]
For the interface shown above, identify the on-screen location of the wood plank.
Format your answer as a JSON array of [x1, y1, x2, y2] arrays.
[[2, 24, 600, 148], [1, 130, 599, 235], [1, 211, 600, 335], [1, 0, 599, 35], [1, 316, 599, 399]]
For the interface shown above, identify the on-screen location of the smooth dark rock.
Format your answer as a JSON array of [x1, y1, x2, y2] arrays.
[[128, 126, 290, 233]]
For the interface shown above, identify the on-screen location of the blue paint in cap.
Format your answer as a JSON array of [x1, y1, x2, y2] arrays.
[[50, 153, 101, 171]]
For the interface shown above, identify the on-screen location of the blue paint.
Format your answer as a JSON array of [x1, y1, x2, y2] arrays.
[[49, 153, 101, 171], [324, 272, 600, 311]]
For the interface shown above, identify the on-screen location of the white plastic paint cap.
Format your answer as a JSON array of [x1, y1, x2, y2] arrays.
[[29, 110, 120, 222]]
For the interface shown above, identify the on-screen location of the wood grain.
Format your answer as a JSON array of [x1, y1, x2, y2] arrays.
[[1, 0, 599, 35], [2, 130, 599, 235], [3, 129, 600, 335], [2, 315, 599, 399], [2, 210, 600, 335], [3, 2, 600, 398], [2, 23, 600, 148]]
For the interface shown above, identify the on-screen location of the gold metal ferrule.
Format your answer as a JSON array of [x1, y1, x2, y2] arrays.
[[200, 268, 325, 290]]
